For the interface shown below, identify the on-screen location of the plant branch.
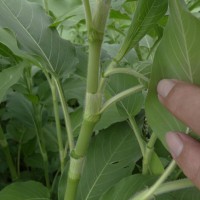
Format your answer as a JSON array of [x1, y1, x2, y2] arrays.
[[155, 179, 193, 196], [82, 0, 92, 30], [50, 78, 65, 172], [53, 77, 75, 151], [142, 133, 157, 175], [43, 0, 49, 14], [100, 85, 144, 113], [104, 68, 149, 83], [131, 160, 177, 200], [0, 126, 18, 181], [129, 116, 146, 157]]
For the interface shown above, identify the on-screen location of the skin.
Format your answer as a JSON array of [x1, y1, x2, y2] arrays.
[[157, 79, 200, 189]]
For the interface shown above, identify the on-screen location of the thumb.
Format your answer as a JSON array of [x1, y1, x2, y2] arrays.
[[166, 132, 200, 188]]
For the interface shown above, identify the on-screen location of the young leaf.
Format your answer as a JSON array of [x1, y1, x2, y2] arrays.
[[146, 0, 200, 147], [0, 181, 50, 200], [0, 64, 24, 103], [77, 122, 142, 200], [0, 0, 77, 76], [116, 0, 168, 61]]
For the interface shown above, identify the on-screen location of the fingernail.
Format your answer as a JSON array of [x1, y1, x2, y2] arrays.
[[157, 79, 175, 98], [166, 132, 183, 158]]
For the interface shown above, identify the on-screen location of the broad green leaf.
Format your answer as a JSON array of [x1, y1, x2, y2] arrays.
[[0, 64, 24, 103], [107, 73, 144, 118], [100, 174, 173, 200], [0, 181, 50, 200], [0, 0, 77, 76], [0, 28, 31, 61], [0, 42, 20, 68], [146, 0, 200, 146], [77, 122, 142, 200], [95, 104, 127, 131], [171, 187, 200, 199], [63, 77, 86, 106], [6, 120, 35, 144], [7, 92, 36, 128], [116, 0, 168, 61]]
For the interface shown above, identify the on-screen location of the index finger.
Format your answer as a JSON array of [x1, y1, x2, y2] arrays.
[[157, 79, 200, 135]]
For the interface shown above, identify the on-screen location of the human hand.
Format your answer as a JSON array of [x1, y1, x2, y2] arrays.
[[157, 79, 200, 188]]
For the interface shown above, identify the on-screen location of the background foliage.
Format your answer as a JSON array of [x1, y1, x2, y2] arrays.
[[0, 0, 200, 199]]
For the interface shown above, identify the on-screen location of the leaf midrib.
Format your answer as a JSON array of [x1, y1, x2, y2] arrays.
[[173, 0, 193, 82], [1, 0, 53, 71], [84, 134, 129, 200]]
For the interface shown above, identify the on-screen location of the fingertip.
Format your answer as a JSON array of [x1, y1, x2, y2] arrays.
[[165, 132, 184, 159], [157, 79, 176, 98]]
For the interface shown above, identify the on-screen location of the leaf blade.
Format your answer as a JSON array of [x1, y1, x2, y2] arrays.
[[146, 0, 200, 146], [0, 0, 77, 76]]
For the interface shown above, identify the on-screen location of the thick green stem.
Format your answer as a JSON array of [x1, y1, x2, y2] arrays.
[[129, 116, 145, 157], [142, 133, 157, 175], [51, 78, 65, 172], [64, 93, 101, 200], [87, 41, 102, 93], [64, 1, 111, 199], [0, 126, 18, 181], [54, 77, 74, 151], [100, 85, 144, 113], [131, 160, 176, 200]]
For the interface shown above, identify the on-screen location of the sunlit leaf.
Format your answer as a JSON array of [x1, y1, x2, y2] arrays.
[[0, 0, 77, 77], [77, 122, 142, 200], [116, 0, 168, 61], [146, 0, 200, 146]]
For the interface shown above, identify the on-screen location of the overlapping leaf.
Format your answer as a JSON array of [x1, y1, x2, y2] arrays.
[[0, 64, 24, 103], [146, 0, 200, 146], [0, 0, 77, 76], [77, 122, 141, 200], [116, 0, 168, 61]]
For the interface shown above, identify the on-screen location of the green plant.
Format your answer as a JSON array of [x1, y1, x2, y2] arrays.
[[0, 0, 200, 199]]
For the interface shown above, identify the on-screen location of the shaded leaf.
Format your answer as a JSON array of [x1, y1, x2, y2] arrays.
[[100, 174, 173, 200], [0, 181, 50, 200], [77, 122, 142, 200], [171, 187, 200, 199], [0, 64, 24, 103], [146, 0, 200, 146], [7, 92, 36, 128]]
